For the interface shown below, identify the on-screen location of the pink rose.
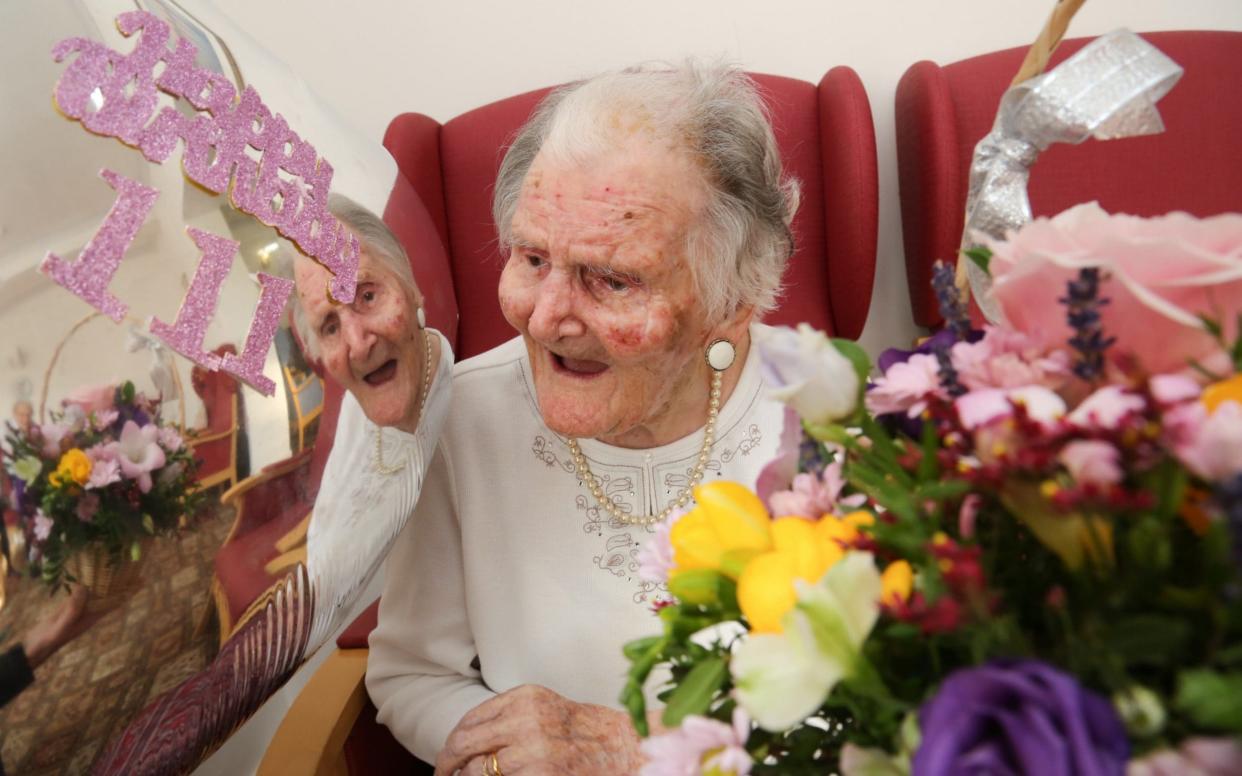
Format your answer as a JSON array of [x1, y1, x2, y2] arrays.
[[988, 202, 1242, 376], [63, 382, 116, 415]]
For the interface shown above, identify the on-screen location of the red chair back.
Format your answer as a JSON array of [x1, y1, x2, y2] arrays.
[[896, 30, 1242, 328], [384, 68, 879, 358]]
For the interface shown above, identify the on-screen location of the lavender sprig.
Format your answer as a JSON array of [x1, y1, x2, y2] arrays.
[[935, 345, 967, 398], [933, 261, 972, 342], [1060, 268, 1116, 381]]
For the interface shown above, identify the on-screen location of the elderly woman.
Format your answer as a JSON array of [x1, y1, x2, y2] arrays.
[[291, 195, 453, 650], [366, 62, 797, 774], [93, 198, 453, 775]]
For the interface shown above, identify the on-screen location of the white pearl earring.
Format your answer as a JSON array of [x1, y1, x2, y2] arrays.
[[705, 339, 735, 372], [416, 307, 426, 329]]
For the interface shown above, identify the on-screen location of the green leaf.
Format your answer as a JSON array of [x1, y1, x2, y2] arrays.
[[831, 338, 874, 385], [130, 541, 142, 562], [121, 381, 136, 403], [623, 636, 663, 662], [1176, 670, 1242, 731], [668, 569, 723, 606], [661, 656, 728, 727], [719, 548, 763, 579], [1197, 313, 1224, 339], [962, 247, 992, 275]]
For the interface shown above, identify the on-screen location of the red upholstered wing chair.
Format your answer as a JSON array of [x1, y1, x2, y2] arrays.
[[187, 343, 241, 492], [896, 30, 1242, 328], [259, 68, 880, 774], [385, 68, 879, 356]]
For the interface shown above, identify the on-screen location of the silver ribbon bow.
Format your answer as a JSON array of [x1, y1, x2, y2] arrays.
[[125, 325, 179, 401], [962, 29, 1183, 322]]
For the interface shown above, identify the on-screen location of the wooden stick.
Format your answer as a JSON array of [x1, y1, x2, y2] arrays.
[[957, 0, 1089, 297], [1012, 0, 1089, 85]]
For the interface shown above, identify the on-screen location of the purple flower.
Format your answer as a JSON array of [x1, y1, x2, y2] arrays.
[[914, 660, 1128, 776], [637, 511, 679, 586]]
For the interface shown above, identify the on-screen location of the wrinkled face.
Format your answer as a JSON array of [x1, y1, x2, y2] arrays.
[[498, 141, 730, 446], [294, 247, 425, 431]]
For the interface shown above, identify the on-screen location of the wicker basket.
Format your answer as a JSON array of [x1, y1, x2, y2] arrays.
[[65, 542, 145, 611]]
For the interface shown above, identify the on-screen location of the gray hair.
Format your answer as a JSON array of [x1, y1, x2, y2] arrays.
[[290, 194, 417, 360], [493, 60, 800, 322]]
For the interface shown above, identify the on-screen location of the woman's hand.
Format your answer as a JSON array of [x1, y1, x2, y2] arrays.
[[434, 684, 644, 775]]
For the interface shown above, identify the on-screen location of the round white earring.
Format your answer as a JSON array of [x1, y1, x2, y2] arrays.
[[416, 307, 426, 329], [705, 339, 735, 372]]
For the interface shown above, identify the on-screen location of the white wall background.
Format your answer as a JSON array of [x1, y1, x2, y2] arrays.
[[204, 0, 1242, 355]]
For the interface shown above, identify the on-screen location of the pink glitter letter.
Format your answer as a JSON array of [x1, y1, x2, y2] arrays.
[[219, 273, 295, 396], [41, 169, 158, 322], [149, 228, 238, 370]]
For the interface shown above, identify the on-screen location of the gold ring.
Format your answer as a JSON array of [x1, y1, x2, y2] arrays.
[[484, 752, 503, 776]]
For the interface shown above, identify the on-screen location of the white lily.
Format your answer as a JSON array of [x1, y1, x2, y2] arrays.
[[731, 552, 882, 731]]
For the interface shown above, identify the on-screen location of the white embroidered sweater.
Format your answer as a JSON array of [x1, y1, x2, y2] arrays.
[[365, 327, 785, 763]]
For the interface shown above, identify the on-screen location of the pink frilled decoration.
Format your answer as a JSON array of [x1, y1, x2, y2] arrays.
[[39, 169, 158, 323], [51, 10, 358, 305], [148, 228, 239, 372], [219, 273, 295, 396]]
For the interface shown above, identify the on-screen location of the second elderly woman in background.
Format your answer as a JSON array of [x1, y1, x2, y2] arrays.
[[367, 61, 799, 774]]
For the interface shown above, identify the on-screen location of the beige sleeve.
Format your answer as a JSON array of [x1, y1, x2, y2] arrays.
[[365, 443, 496, 764]]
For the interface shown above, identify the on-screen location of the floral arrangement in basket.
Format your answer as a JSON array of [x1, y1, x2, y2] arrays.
[[623, 203, 1242, 775], [3, 380, 202, 591]]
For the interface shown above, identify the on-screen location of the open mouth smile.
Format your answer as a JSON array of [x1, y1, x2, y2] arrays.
[[550, 350, 610, 378], [364, 359, 398, 386]]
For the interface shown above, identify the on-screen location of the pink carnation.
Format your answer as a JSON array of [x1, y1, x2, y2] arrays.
[[637, 512, 678, 586], [1058, 440, 1123, 487], [640, 708, 753, 776], [93, 408, 120, 430], [1067, 386, 1146, 431], [158, 426, 184, 451], [1174, 401, 1242, 482], [768, 462, 866, 520], [1149, 374, 1201, 405], [951, 327, 1072, 391], [1128, 737, 1242, 776], [955, 386, 1066, 431], [988, 202, 1242, 376], [867, 353, 942, 417]]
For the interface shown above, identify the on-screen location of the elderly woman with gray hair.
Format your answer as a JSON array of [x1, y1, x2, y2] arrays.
[[366, 61, 799, 774]]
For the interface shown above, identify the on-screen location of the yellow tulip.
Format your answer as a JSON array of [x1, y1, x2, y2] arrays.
[[737, 551, 799, 633], [815, 510, 873, 560], [771, 517, 832, 582], [670, 482, 773, 575], [53, 448, 92, 487], [696, 481, 772, 548], [1203, 374, 1242, 414], [881, 560, 913, 606]]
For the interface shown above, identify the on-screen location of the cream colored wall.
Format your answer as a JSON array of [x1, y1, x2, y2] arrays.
[[202, 0, 1242, 355]]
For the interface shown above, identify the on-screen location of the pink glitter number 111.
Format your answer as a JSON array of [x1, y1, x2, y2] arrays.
[[42, 169, 293, 396]]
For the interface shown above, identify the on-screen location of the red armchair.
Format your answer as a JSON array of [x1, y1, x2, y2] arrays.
[[259, 67, 881, 774], [896, 30, 1242, 328], [187, 343, 241, 492], [386, 68, 879, 355]]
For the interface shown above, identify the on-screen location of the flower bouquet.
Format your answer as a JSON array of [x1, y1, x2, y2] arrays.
[[3, 381, 202, 593], [623, 203, 1242, 775]]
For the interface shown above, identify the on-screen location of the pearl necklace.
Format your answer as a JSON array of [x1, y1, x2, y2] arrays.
[[374, 328, 432, 476], [567, 369, 722, 527]]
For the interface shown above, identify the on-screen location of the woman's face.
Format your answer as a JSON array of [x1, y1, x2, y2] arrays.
[[295, 247, 426, 431], [498, 141, 736, 447]]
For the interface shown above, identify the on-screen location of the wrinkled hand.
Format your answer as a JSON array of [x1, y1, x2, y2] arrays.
[[434, 685, 644, 776]]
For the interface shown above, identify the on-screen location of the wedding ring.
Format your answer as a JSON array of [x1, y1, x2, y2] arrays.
[[484, 752, 503, 776]]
